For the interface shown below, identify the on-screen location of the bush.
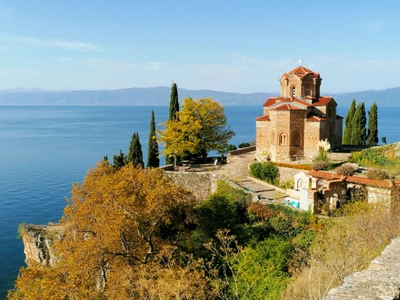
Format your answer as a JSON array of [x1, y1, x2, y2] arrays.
[[238, 142, 250, 148], [250, 162, 279, 184], [226, 144, 237, 151], [335, 164, 356, 176], [366, 169, 389, 180], [312, 160, 328, 171]]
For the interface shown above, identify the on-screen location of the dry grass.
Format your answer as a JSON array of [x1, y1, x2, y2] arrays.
[[283, 201, 400, 299]]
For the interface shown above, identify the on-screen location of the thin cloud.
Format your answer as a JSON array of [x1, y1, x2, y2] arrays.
[[2, 35, 102, 52], [87, 60, 165, 71]]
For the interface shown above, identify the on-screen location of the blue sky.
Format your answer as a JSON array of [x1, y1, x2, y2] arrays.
[[0, 0, 398, 93]]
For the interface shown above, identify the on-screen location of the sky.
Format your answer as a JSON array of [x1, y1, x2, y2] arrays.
[[0, 0, 399, 93]]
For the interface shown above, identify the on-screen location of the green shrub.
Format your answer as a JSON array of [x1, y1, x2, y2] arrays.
[[238, 142, 251, 148], [227, 144, 237, 151], [250, 162, 279, 184]]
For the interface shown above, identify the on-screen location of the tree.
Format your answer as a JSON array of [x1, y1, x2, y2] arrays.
[[157, 115, 202, 166], [8, 163, 209, 299], [113, 150, 126, 169], [238, 143, 250, 148], [158, 97, 235, 163], [147, 110, 159, 168], [169, 82, 179, 121], [127, 132, 144, 168], [180, 98, 235, 159], [367, 102, 378, 146], [351, 102, 367, 145], [343, 99, 356, 144], [166, 82, 180, 164]]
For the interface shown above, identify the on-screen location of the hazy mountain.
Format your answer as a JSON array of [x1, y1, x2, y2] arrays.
[[0, 86, 399, 107]]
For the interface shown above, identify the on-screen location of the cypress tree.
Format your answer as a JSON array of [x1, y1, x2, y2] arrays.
[[147, 110, 160, 168], [351, 102, 367, 145], [367, 102, 378, 146], [343, 99, 356, 144], [127, 132, 144, 168], [166, 82, 180, 164], [169, 82, 179, 120]]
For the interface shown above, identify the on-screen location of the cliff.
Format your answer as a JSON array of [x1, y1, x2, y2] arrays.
[[19, 224, 64, 267]]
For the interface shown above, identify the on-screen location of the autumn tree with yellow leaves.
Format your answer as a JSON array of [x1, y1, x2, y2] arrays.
[[158, 97, 235, 164], [8, 162, 213, 299]]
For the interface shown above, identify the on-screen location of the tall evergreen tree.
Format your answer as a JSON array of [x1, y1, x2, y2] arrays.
[[167, 82, 180, 164], [169, 82, 179, 121], [367, 102, 378, 146], [147, 110, 160, 168], [113, 150, 126, 169], [351, 102, 367, 145], [343, 99, 356, 144], [127, 132, 144, 168]]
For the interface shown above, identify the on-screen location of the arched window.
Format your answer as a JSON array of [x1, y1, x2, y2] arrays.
[[291, 86, 296, 97], [305, 85, 310, 96], [279, 133, 287, 145], [292, 132, 301, 146]]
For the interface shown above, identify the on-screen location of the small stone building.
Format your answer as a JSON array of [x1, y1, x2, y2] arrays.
[[294, 170, 400, 213], [255, 64, 343, 162]]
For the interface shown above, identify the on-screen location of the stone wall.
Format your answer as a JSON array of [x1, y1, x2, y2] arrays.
[[323, 237, 400, 300], [278, 166, 301, 183], [165, 171, 218, 201]]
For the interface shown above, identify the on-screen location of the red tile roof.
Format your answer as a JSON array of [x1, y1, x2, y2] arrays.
[[270, 104, 305, 111], [263, 96, 332, 109], [313, 96, 333, 106], [345, 176, 393, 188], [282, 66, 320, 79], [255, 115, 270, 121], [262, 97, 291, 107], [262, 96, 311, 108], [307, 170, 395, 189], [307, 115, 326, 122], [307, 170, 342, 180], [293, 97, 312, 107]]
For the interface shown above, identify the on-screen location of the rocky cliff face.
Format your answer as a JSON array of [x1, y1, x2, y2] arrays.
[[20, 224, 64, 267]]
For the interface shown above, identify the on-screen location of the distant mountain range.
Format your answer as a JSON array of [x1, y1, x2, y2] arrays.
[[0, 86, 399, 107]]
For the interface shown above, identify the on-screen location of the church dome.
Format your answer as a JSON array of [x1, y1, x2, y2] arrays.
[[283, 66, 320, 79]]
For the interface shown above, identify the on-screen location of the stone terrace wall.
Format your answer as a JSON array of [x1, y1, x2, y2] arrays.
[[278, 166, 302, 183], [165, 172, 218, 201], [323, 237, 400, 300]]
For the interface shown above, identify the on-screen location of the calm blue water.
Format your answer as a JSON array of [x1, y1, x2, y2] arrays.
[[0, 105, 261, 298], [0, 105, 398, 298]]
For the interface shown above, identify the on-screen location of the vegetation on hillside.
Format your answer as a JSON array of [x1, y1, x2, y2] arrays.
[[350, 143, 400, 176], [8, 163, 314, 299], [8, 161, 400, 299]]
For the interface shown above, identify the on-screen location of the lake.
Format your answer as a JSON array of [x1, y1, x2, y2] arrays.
[[0, 104, 398, 298]]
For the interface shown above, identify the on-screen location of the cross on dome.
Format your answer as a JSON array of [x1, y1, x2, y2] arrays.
[[299, 59, 303, 66]]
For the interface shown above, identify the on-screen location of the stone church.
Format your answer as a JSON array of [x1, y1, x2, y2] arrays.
[[255, 64, 343, 162]]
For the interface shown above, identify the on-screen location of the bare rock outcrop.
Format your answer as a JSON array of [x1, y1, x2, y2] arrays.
[[20, 224, 64, 267]]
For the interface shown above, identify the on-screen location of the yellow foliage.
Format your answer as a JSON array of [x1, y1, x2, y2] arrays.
[[8, 162, 212, 299]]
